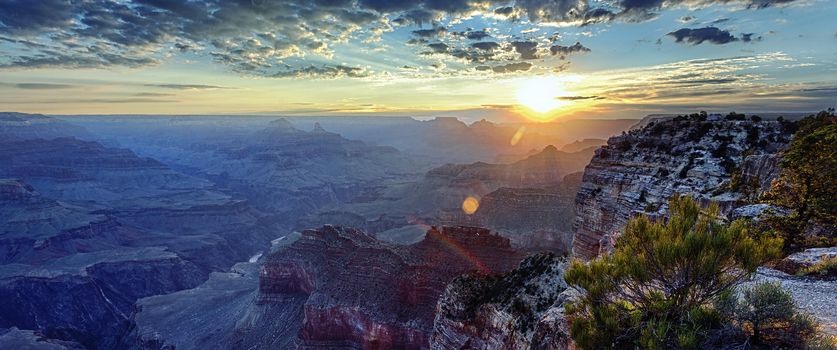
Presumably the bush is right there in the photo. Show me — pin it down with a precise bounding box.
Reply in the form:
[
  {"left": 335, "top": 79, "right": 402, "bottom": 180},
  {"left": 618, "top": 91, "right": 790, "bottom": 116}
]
[
  {"left": 716, "top": 282, "right": 817, "bottom": 347},
  {"left": 564, "top": 195, "right": 782, "bottom": 349}
]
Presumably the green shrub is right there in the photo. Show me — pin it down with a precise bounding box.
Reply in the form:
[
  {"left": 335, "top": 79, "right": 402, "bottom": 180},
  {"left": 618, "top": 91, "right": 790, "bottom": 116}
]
[
  {"left": 763, "top": 110, "right": 836, "bottom": 251},
  {"left": 564, "top": 195, "right": 782, "bottom": 349},
  {"left": 716, "top": 282, "right": 817, "bottom": 347}
]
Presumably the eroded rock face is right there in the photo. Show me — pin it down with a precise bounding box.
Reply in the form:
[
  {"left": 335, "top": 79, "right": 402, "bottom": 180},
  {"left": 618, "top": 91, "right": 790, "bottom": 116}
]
[
  {"left": 572, "top": 115, "right": 794, "bottom": 260},
  {"left": 242, "top": 225, "right": 525, "bottom": 348},
  {"left": 431, "top": 253, "right": 574, "bottom": 350},
  {"left": 474, "top": 173, "right": 583, "bottom": 253}
]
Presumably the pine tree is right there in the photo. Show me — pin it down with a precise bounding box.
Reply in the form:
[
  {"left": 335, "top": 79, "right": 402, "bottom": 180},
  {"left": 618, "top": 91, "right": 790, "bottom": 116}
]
[
  {"left": 763, "top": 109, "right": 836, "bottom": 250},
  {"left": 564, "top": 195, "right": 782, "bottom": 349}
]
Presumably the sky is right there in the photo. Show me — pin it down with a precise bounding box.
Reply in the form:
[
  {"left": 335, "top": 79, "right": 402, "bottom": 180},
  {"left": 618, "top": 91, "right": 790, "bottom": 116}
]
[{"left": 0, "top": 0, "right": 835, "bottom": 121}]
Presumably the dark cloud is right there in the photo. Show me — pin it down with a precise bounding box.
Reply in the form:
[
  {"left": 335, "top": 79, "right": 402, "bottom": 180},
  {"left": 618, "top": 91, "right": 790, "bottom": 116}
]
[
  {"left": 412, "top": 27, "right": 447, "bottom": 38},
  {"left": 471, "top": 41, "right": 502, "bottom": 51},
  {"left": 741, "top": 33, "right": 763, "bottom": 42},
  {"left": 557, "top": 95, "right": 604, "bottom": 100},
  {"left": 0, "top": 50, "right": 158, "bottom": 69},
  {"left": 271, "top": 65, "right": 368, "bottom": 78},
  {"left": 451, "top": 29, "right": 491, "bottom": 40},
  {"left": 491, "top": 62, "right": 533, "bottom": 73},
  {"left": 427, "top": 42, "right": 450, "bottom": 53},
  {"left": 549, "top": 42, "right": 591, "bottom": 58},
  {"left": 14, "top": 83, "right": 74, "bottom": 90},
  {"left": 511, "top": 41, "right": 540, "bottom": 60},
  {"left": 493, "top": 6, "right": 516, "bottom": 16},
  {"left": 667, "top": 27, "right": 742, "bottom": 45}
]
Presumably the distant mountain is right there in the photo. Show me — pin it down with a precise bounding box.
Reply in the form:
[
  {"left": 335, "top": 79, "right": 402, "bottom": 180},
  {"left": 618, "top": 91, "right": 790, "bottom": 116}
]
[
  {"left": 297, "top": 145, "right": 595, "bottom": 252},
  {"left": 0, "top": 112, "right": 91, "bottom": 140}
]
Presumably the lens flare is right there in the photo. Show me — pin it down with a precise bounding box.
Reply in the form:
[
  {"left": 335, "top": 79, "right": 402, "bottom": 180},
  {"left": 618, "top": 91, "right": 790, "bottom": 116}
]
[
  {"left": 462, "top": 196, "right": 480, "bottom": 215},
  {"left": 510, "top": 126, "right": 526, "bottom": 146}
]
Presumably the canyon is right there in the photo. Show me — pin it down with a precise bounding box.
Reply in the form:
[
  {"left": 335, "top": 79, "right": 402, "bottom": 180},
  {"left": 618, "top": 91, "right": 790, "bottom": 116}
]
[{"left": 2, "top": 111, "right": 832, "bottom": 349}]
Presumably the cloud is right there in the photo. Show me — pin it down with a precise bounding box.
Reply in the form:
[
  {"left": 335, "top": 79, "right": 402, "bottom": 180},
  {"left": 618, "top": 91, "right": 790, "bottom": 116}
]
[
  {"left": 459, "top": 29, "right": 492, "bottom": 40},
  {"left": 549, "top": 41, "right": 591, "bottom": 58},
  {"left": 427, "top": 42, "right": 450, "bottom": 53},
  {"left": 14, "top": 83, "right": 74, "bottom": 90},
  {"left": 557, "top": 95, "right": 604, "bottom": 100},
  {"left": 511, "top": 41, "right": 540, "bottom": 60},
  {"left": 741, "top": 33, "right": 763, "bottom": 42},
  {"left": 490, "top": 62, "right": 533, "bottom": 73},
  {"left": 145, "top": 84, "right": 231, "bottom": 90},
  {"left": 134, "top": 92, "right": 175, "bottom": 97},
  {"left": 667, "top": 27, "right": 748, "bottom": 45},
  {"left": 471, "top": 41, "right": 502, "bottom": 51},
  {"left": 412, "top": 27, "right": 447, "bottom": 38},
  {"left": 0, "top": 0, "right": 803, "bottom": 77},
  {"left": 271, "top": 64, "right": 369, "bottom": 78}
]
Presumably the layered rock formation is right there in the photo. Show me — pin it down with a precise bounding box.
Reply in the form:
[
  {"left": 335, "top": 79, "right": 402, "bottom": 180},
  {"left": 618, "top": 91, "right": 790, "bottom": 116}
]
[
  {"left": 573, "top": 114, "right": 795, "bottom": 259},
  {"left": 237, "top": 225, "right": 525, "bottom": 348},
  {"left": 472, "top": 173, "right": 583, "bottom": 253},
  {"left": 431, "top": 253, "right": 576, "bottom": 349},
  {"left": 0, "top": 113, "right": 281, "bottom": 348}
]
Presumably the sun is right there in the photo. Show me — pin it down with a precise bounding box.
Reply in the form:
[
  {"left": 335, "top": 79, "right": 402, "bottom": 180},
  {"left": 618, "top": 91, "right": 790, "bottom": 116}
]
[{"left": 515, "top": 76, "right": 570, "bottom": 118}]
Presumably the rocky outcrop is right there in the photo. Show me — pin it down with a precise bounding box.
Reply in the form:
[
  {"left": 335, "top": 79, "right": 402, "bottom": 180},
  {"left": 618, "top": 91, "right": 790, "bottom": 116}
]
[
  {"left": 239, "top": 225, "right": 525, "bottom": 348},
  {"left": 572, "top": 114, "right": 795, "bottom": 259},
  {"left": 773, "top": 247, "right": 837, "bottom": 277},
  {"left": 431, "top": 253, "right": 575, "bottom": 349}
]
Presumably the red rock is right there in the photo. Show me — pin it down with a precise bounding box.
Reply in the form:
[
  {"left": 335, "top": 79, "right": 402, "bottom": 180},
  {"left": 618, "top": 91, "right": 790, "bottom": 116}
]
[{"left": 256, "top": 225, "right": 525, "bottom": 348}]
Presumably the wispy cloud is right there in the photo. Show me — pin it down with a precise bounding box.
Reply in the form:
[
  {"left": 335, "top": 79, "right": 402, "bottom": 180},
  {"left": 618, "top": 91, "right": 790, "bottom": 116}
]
[
  {"left": 144, "top": 84, "right": 232, "bottom": 90},
  {"left": 14, "top": 83, "right": 74, "bottom": 90}
]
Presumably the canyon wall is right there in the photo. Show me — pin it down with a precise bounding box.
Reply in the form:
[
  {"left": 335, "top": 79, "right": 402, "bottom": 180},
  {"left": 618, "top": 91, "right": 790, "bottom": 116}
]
[
  {"left": 238, "top": 225, "right": 525, "bottom": 348},
  {"left": 572, "top": 114, "right": 794, "bottom": 259}
]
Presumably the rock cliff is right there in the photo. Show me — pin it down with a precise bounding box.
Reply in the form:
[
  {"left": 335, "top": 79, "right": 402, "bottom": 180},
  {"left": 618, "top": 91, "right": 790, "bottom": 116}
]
[
  {"left": 237, "top": 225, "right": 525, "bottom": 348},
  {"left": 431, "top": 253, "right": 575, "bottom": 350},
  {"left": 572, "top": 114, "right": 795, "bottom": 259}
]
